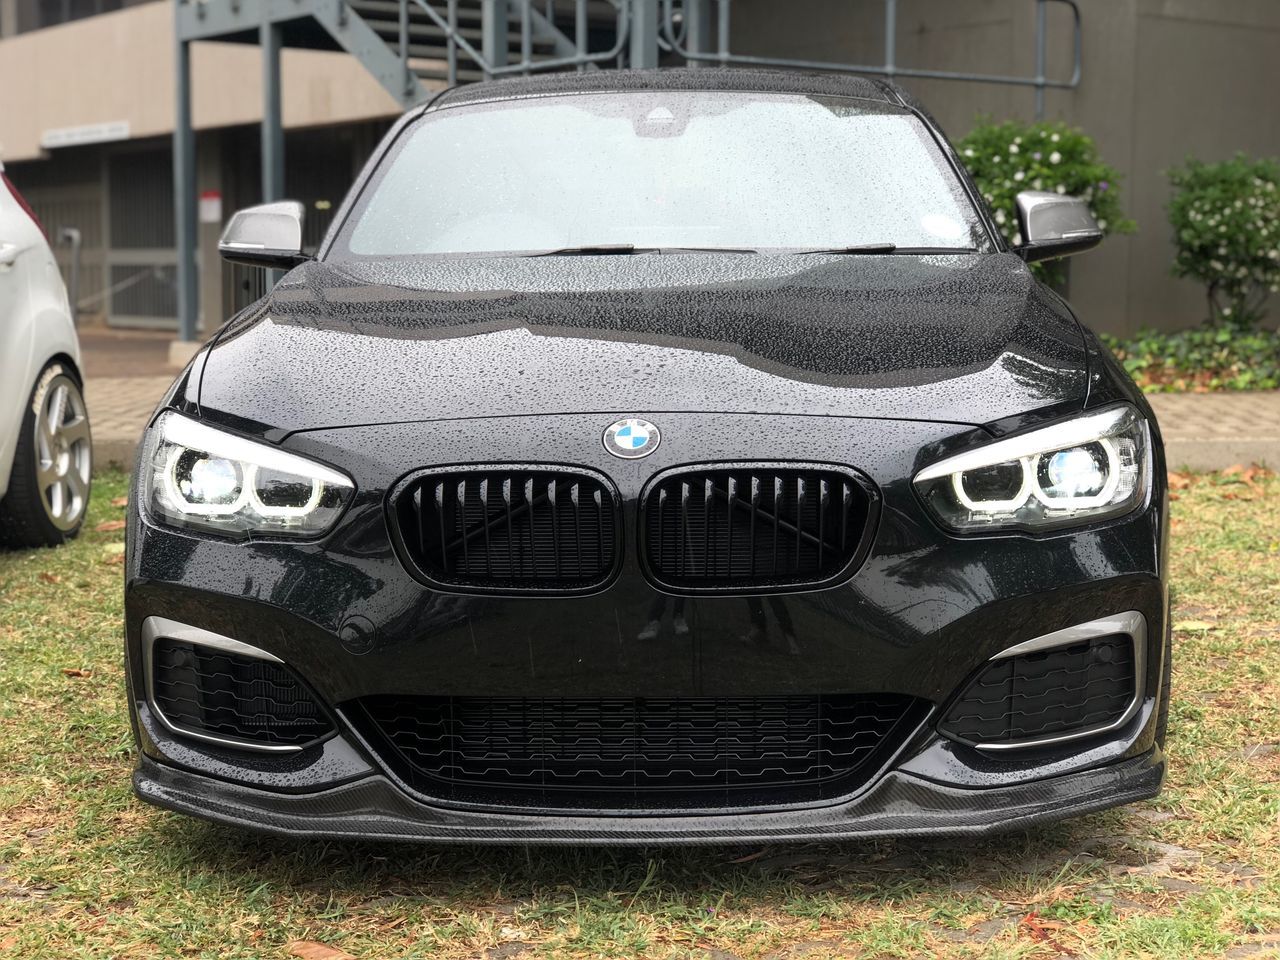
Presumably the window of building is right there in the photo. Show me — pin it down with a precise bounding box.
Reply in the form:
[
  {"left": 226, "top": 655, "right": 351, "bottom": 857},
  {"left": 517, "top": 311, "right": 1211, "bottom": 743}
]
[{"left": 13, "top": 0, "right": 160, "bottom": 34}]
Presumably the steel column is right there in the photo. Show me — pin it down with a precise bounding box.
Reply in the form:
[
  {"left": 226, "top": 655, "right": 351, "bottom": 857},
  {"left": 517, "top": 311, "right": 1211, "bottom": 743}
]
[
  {"left": 447, "top": 0, "right": 459, "bottom": 85},
  {"left": 481, "top": 0, "right": 508, "bottom": 79},
  {"left": 261, "top": 21, "right": 285, "bottom": 203},
  {"left": 1035, "top": 0, "right": 1047, "bottom": 119},
  {"left": 630, "top": 0, "right": 658, "bottom": 68},
  {"left": 174, "top": 36, "right": 198, "bottom": 343},
  {"left": 685, "top": 0, "right": 712, "bottom": 67},
  {"left": 261, "top": 20, "right": 285, "bottom": 288},
  {"left": 717, "top": 0, "right": 729, "bottom": 65},
  {"left": 884, "top": 0, "right": 896, "bottom": 78},
  {"left": 399, "top": 0, "right": 411, "bottom": 97},
  {"left": 575, "top": 0, "right": 587, "bottom": 71}
]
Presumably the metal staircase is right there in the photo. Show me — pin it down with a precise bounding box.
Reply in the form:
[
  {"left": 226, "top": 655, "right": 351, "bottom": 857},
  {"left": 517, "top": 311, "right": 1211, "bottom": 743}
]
[
  {"left": 345, "top": 0, "right": 632, "bottom": 89},
  {"left": 175, "top": 0, "right": 630, "bottom": 109}
]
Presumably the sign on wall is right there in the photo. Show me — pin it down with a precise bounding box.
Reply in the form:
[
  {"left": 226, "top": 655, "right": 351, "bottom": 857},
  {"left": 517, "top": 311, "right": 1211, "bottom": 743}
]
[{"left": 40, "top": 121, "right": 131, "bottom": 150}]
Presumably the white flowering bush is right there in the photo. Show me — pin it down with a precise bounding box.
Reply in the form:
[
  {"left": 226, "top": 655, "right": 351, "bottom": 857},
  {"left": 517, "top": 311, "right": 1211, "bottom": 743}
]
[
  {"left": 1168, "top": 154, "right": 1280, "bottom": 329},
  {"left": 957, "top": 119, "right": 1134, "bottom": 284}
]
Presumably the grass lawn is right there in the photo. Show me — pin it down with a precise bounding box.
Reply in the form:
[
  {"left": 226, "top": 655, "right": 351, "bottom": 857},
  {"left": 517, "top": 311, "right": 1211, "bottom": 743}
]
[{"left": 1, "top": 469, "right": 1278, "bottom": 959}]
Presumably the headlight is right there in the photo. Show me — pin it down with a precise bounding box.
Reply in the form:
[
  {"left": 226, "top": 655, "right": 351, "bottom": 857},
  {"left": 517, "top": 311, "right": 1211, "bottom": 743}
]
[
  {"left": 914, "top": 405, "right": 1150, "bottom": 533},
  {"left": 141, "top": 412, "right": 354, "bottom": 539}
]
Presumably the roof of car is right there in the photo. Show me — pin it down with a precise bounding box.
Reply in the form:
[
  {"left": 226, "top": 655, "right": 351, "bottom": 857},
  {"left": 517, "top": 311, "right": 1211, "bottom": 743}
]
[{"left": 422, "top": 67, "right": 910, "bottom": 114}]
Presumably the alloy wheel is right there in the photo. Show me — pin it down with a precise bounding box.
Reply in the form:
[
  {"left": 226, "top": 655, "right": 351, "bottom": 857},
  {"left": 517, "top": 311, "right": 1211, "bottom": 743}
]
[{"left": 34, "top": 374, "right": 92, "bottom": 531}]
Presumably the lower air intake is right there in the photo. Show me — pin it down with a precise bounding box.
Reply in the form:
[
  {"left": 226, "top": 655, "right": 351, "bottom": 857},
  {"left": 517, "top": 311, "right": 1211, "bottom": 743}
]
[
  {"left": 350, "top": 694, "right": 927, "bottom": 810},
  {"left": 938, "top": 634, "right": 1137, "bottom": 748},
  {"left": 150, "top": 638, "right": 333, "bottom": 749}
]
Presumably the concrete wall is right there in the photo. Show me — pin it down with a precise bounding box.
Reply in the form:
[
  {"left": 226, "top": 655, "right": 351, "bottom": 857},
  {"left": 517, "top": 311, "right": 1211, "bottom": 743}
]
[
  {"left": 0, "top": 1, "right": 401, "bottom": 163},
  {"left": 732, "top": 0, "right": 1280, "bottom": 335}
]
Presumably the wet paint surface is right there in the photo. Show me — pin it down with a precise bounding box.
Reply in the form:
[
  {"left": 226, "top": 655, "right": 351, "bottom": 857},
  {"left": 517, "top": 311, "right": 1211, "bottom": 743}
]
[{"left": 198, "top": 253, "right": 1087, "bottom": 432}]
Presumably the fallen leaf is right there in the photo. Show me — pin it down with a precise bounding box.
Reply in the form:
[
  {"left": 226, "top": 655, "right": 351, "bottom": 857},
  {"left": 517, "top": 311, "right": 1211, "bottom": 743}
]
[
  {"left": 1223, "top": 464, "right": 1244, "bottom": 477},
  {"left": 110, "top": 496, "right": 128, "bottom": 508},
  {"left": 95, "top": 520, "right": 126, "bottom": 532},
  {"left": 1241, "top": 464, "right": 1274, "bottom": 492},
  {"left": 1018, "top": 912, "right": 1073, "bottom": 954},
  {"left": 1174, "top": 620, "right": 1216, "bottom": 632},
  {"left": 1168, "top": 472, "right": 1192, "bottom": 490},
  {"left": 38, "top": 572, "right": 61, "bottom": 584},
  {"left": 286, "top": 942, "right": 356, "bottom": 960},
  {"left": 61, "top": 668, "right": 93, "bottom": 679},
  {"left": 103, "top": 552, "right": 126, "bottom": 566}
]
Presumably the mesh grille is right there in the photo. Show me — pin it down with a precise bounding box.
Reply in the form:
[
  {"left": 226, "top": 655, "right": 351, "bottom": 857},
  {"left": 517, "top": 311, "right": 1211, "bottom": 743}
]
[
  {"left": 351, "top": 694, "right": 926, "bottom": 810},
  {"left": 394, "top": 468, "right": 619, "bottom": 593},
  {"left": 938, "top": 635, "right": 1136, "bottom": 746},
  {"left": 151, "top": 639, "right": 333, "bottom": 748},
  {"left": 641, "top": 466, "right": 873, "bottom": 592}
]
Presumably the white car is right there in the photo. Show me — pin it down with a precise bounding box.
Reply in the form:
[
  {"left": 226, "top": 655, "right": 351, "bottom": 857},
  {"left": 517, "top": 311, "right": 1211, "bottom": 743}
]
[{"left": 0, "top": 162, "right": 92, "bottom": 547}]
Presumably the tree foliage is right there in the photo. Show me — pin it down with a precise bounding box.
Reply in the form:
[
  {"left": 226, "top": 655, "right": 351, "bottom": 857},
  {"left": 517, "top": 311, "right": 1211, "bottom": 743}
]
[{"left": 1168, "top": 153, "right": 1280, "bottom": 329}]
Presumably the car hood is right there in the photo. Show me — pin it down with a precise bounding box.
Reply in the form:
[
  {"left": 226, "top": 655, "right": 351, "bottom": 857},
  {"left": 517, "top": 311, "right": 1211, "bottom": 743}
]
[{"left": 197, "top": 253, "right": 1087, "bottom": 434}]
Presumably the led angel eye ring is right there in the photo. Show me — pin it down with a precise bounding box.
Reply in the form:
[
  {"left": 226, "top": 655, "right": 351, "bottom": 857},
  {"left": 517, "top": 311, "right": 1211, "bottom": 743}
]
[
  {"left": 244, "top": 464, "right": 325, "bottom": 520},
  {"left": 1031, "top": 438, "right": 1122, "bottom": 510},
  {"left": 161, "top": 446, "right": 250, "bottom": 517},
  {"left": 950, "top": 457, "right": 1034, "bottom": 514}
]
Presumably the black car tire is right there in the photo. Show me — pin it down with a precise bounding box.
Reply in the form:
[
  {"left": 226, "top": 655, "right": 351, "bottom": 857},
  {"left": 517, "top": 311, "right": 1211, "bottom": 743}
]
[{"left": 0, "top": 362, "right": 93, "bottom": 549}]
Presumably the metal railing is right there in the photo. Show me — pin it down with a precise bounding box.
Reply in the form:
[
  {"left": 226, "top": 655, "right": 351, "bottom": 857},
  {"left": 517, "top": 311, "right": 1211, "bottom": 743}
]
[
  {"left": 659, "top": 0, "right": 1082, "bottom": 120},
  {"left": 399, "top": 0, "right": 632, "bottom": 89}
]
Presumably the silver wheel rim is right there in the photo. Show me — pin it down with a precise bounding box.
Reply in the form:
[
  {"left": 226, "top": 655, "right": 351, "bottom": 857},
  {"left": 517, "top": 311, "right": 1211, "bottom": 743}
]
[{"left": 34, "top": 374, "right": 92, "bottom": 531}]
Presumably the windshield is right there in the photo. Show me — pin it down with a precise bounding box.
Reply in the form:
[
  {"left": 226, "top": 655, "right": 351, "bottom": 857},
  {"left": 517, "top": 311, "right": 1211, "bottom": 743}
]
[{"left": 334, "top": 91, "right": 989, "bottom": 258}]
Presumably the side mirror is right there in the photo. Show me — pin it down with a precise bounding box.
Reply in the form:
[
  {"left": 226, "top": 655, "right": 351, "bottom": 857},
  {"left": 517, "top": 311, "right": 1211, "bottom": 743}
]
[
  {"left": 218, "top": 201, "right": 310, "bottom": 270},
  {"left": 1013, "top": 191, "right": 1104, "bottom": 263}
]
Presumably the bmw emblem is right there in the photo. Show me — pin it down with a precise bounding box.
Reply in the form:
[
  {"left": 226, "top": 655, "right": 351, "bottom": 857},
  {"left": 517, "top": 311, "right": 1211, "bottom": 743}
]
[{"left": 603, "top": 418, "right": 660, "bottom": 459}]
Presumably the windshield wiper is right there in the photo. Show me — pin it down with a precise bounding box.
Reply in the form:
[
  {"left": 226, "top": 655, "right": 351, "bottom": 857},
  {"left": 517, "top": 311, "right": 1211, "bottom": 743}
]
[
  {"left": 655, "top": 246, "right": 759, "bottom": 255},
  {"left": 526, "top": 244, "right": 759, "bottom": 257},
  {"left": 794, "top": 243, "right": 898, "bottom": 255},
  {"left": 527, "top": 244, "right": 648, "bottom": 257},
  {"left": 794, "top": 244, "right": 980, "bottom": 255}
]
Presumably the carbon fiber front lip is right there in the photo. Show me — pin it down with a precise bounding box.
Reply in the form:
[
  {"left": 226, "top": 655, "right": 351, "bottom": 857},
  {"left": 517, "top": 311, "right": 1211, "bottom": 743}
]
[{"left": 134, "top": 749, "right": 1164, "bottom": 845}]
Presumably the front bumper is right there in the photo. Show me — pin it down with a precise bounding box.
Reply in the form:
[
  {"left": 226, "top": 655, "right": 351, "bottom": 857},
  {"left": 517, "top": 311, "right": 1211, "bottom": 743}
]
[
  {"left": 134, "top": 748, "right": 1164, "bottom": 844},
  {"left": 125, "top": 410, "right": 1170, "bottom": 841}
]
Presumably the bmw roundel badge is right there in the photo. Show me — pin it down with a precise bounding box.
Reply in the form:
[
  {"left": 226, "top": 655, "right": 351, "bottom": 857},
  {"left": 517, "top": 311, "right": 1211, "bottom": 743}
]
[{"left": 603, "top": 418, "right": 660, "bottom": 459}]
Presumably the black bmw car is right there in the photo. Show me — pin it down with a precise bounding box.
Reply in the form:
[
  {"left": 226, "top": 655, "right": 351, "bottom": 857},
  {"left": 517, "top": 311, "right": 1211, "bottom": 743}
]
[{"left": 126, "top": 69, "right": 1169, "bottom": 843}]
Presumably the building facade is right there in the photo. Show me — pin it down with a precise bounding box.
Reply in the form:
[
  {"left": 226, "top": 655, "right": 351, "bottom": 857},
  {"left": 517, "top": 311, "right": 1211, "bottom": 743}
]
[{"left": 2, "top": 0, "right": 1278, "bottom": 338}]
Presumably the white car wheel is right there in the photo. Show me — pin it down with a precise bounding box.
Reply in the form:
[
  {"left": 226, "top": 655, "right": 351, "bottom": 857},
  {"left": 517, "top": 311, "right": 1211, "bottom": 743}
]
[{"left": 0, "top": 363, "right": 93, "bottom": 547}]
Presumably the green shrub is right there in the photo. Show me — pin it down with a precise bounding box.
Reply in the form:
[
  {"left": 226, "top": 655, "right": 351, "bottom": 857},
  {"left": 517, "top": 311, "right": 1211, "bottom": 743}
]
[
  {"left": 1168, "top": 153, "right": 1280, "bottom": 329},
  {"left": 1102, "top": 327, "right": 1280, "bottom": 392},
  {"left": 957, "top": 119, "right": 1134, "bottom": 284}
]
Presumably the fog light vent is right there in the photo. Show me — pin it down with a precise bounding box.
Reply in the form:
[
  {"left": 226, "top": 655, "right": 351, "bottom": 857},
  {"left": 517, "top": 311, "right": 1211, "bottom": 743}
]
[
  {"left": 150, "top": 638, "right": 333, "bottom": 749},
  {"left": 938, "top": 634, "right": 1137, "bottom": 748}
]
